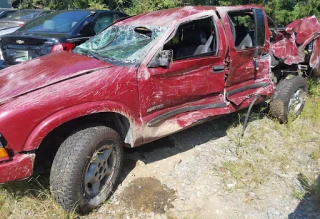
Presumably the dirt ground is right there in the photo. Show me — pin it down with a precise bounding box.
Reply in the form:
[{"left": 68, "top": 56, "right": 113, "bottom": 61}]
[{"left": 85, "top": 111, "right": 320, "bottom": 219}]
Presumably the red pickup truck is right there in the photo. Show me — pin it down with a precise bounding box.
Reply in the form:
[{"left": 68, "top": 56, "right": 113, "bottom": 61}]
[{"left": 0, "top": 5, "right": 319, "bottom": 213}]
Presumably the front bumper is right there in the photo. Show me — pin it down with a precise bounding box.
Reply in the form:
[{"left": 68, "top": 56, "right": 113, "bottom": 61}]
[{"left": 0, "top": 153, "right": 35, "bottom": 184}]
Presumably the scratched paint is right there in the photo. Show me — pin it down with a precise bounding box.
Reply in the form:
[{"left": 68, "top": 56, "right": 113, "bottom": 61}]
[
  {"left": 0, "top": 51, "right": 140, "bottom": 153},
  {"left": 310, "top": 38, "right": 320, "bottom": 74},
  {"left": 0, "top": 154, "right": 35, "bottom": 183}
]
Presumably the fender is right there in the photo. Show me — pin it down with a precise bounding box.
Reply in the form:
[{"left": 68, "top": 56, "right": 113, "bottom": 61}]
[{"left": 23, "top": 101, "right": 141, "bottom": 151}]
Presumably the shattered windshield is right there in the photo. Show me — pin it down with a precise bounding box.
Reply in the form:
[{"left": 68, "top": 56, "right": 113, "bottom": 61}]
[{"left": 73, "top": 25, "right": 167, "bottom": 64}]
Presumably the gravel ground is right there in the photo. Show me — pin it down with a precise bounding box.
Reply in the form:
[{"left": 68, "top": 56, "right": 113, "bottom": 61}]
[{"left": 85, "top": 113, "right": 320, "bottom": 219}]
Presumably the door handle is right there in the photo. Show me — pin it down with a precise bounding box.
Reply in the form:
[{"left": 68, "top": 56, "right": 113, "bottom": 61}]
[{"left": 212, "top": 65, "right": 224, "bottom": 73}]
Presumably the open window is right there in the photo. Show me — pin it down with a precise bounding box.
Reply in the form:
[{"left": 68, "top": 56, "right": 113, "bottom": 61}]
[
  {"left": 228, "top": 9, "right": 266, "bottom": 50},
  {"left": 163, "top": 16, "right": 218, "bottom": 60},
  {"left": 228, "top": 10, "right": 255, "bottom": 50}
]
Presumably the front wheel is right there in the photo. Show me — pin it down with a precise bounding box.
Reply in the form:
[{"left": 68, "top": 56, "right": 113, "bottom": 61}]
[
  {"left": 269, "top": 76, "right": 308, "bottom": 123},
  {"left": 50, "top": 126, "right": 123, "bottom": 214}
]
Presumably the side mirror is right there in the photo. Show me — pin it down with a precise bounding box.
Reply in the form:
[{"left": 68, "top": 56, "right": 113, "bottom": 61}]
[
  {"left": 148, "top": 50, "right": 172, "bottom": 68},
  {"left": 158, "top": 50, "right": 172, "bottom": 67}
]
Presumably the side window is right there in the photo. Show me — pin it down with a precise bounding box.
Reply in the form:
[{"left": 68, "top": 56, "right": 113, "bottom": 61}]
[
  {"left": 227, "top": 11, "right": 255, "bottom": 50},
  {"left": 93, "top": 15, "right": 115, "bottom": 34},
  {"left": 163, "top": 17, "right": 218, "bottom": 60}
]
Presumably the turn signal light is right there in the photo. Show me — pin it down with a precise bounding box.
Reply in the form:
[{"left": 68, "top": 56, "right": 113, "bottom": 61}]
[
  {"left": 0, "top": 148, "right": 8, "bottom": 160},
  {"left": 51, "top": 42, "right": 75, "bottom": 53}
]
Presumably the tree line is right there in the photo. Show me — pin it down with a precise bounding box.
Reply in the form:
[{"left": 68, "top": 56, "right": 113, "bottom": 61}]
[{"left": 10, "top": 0, "right": 320, "bottom": 25}]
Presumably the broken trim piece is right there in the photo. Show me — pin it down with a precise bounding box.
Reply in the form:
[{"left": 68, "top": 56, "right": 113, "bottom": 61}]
[
  {"left": 227, "top": 82, "right": 270, "bottom": 97},
  {"left": 147, "top": 102, "right": 227, "bottom": 127}
]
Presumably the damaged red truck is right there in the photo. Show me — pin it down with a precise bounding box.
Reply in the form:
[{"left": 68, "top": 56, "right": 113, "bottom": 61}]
[{"left": 0, "top": 5, "right": 319, "bottom": 213}]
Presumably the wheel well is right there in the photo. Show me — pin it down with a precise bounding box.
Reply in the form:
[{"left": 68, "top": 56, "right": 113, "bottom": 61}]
[{"left": 33, "top": 112, "right": 130, "bottom": 173}]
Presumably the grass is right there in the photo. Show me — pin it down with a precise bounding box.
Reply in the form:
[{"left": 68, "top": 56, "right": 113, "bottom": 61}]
[
  {"left": 0, "top": 175, "right": 78, "bottom": 219},
  {"left": 220, "top": 79, "right": 320, "bottom": 203}
]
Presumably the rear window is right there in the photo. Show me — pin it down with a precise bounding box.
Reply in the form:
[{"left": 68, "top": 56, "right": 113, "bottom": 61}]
[
  {"left": 7, "top": 10, "right": 40, "bottom": 20},
  {"left": 18, "top": 11, "right": 92, "bottom": 33}
]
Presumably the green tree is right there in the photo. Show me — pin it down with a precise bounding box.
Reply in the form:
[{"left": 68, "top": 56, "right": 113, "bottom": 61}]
[
  {"left": 16, "top": 0, "right": 320, "bottom": 24},
  {"left": 115, "top": 0, "right": 181, "bottom": 15}
]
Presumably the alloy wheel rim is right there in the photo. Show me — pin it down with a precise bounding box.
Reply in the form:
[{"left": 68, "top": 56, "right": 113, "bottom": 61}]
[
  {"left": 288, "top": 88, "right": 305, "bottom": 114},
  {"left": 84, "top": 145, "right": 115, "bottom": 197}
]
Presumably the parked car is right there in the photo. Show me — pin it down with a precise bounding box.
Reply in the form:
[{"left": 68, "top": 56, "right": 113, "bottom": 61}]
[
  {"left": 0, "top": 9, "right": 51, "bottom": 29},
  {"left": 0, "top": 5, "right": 318, "bottom": 214},
  {"left": 0, "top": 9, "right": 128, "bottom": 67},
  {"left": 0, "top": 9, "right": 52, "bottom": 37},
  {"left": 0, "top": 8, "right": 17, "bottom": 19}
]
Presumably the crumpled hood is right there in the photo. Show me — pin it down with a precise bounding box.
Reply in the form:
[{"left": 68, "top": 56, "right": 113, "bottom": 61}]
[
  {"left": 271, "top": 16, "right": 320, "bottom": 67},
  {"left": 0, "top": 51, "right": 112, "bottom": 105}
]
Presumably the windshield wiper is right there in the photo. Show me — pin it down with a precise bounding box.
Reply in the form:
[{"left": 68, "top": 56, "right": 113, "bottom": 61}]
[{"left": 87, "top": 50, "right": 105, "bottom": 61}]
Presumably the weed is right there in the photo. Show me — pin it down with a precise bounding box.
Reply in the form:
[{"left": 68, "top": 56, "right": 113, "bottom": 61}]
[
  {"left": 308, "top": 78, "right": 320, "bottom": 96},
  {"left": 291, "top": 186, "right": 306, "bottom": 201},
  {"left": 0, "top": 176, "right": 78, "bottom": 218},
  {"left": 295, "top": 173, "right": 320, "bottom": 204},
  {"left": 310, "top": 147, "right": 320, "bottom": 161},
  {"left": 222, "top": 158, "right": 270, "bottom": 190}
]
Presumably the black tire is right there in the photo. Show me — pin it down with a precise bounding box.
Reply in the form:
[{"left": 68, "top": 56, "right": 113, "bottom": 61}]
[
  {"left": 269, "top": 76, "right": 308, "bottom": 123},
  {"left": 50, "top": 126, "right": 123, "bottom": 214}
]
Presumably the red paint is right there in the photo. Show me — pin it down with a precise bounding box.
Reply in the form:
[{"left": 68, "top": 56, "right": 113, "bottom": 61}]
[
  {"left": 0, "top": 154, "right": 35, "bottom": 184},
  {"left": 310, "top": 38, "right": 320, "bottom": 73},
  {"left": 51, "top": 42, "right": 75, "bottom": 53},
  {"left": 271, "top": 16, "right": 320, "bottom": 66},
  {"left": 0, "top": 5, "right": 318, "bottom": 184}
]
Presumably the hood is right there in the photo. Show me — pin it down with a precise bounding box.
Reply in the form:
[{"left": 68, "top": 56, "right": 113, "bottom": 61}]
[{"left": 0, "top": 51, "right": 112, "bottom": 105}]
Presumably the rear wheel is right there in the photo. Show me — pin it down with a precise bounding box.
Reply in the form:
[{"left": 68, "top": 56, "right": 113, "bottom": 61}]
[
  {"left": 50, "top": 126, "right": 123, "bottom": 214},
  {"left": 269, "top": 76, "right": 308, "bottom": 123}
]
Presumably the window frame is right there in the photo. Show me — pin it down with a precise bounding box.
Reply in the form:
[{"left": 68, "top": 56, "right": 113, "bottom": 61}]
[
  {"left": 227, "top": 9, "right": 255, "bottom": 50},
  {"left": 163, "top": 15, "right": 219, "bottom": 61}
]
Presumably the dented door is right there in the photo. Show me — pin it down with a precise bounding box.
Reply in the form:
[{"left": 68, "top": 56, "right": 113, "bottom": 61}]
[
  {"left": 217, "top": 7, "right": 272, "bottom": 105},
  {"left": 137, "top": 14, "right": 227, "bottom": 120}
]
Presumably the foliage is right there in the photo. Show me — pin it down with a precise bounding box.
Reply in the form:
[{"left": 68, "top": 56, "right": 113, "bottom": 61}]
[
  {"left": 16, "top": 0, "right": 319, "bottom": 26},
  {"left": 117, "top": 0, "right": 181, "bottom": 15}
]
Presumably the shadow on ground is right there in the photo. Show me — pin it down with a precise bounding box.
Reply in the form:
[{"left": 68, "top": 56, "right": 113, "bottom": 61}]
[
  {"left": 288, "top": 175, "right": 320, "bottom": 219},
  {"left": 120, "top": 113, "right": 238, "bottom": 180},
  {"left": 121, "top": 105, "right": 266, "bottom": 176}
]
